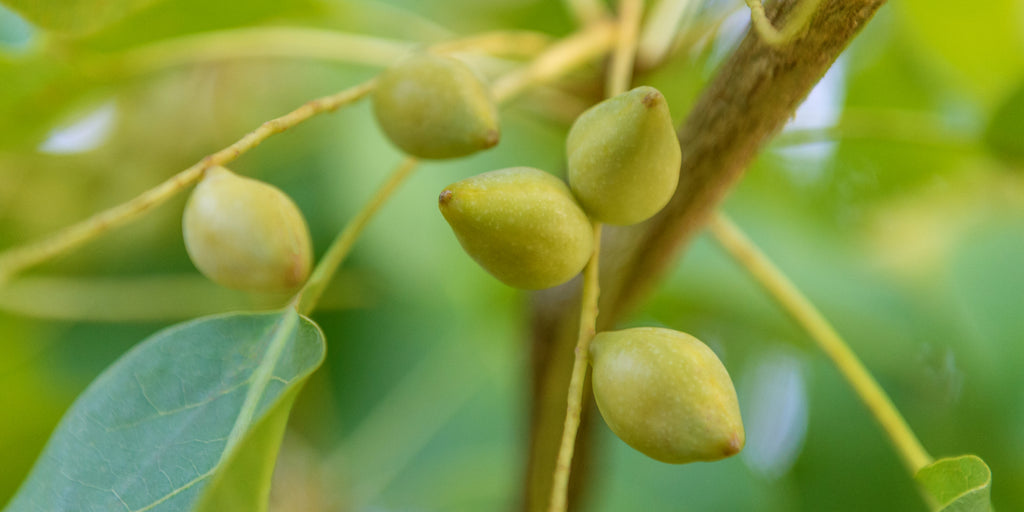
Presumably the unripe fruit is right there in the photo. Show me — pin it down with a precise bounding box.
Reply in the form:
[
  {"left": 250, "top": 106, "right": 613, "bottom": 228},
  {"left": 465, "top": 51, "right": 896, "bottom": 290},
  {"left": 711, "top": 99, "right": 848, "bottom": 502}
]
[
  {"left": 567, "top": 86, "right": 681, "bottom": 225},
  {"left": 590, "top": 327, "right": 744, "bottom": 464},
  {"left": 183, "top": 166, "right": 313, "bottom": 292},
  {"left": 438, "top": 167, "right": 593, "bottom": 290},
  {"left": 373, "top": 53, "right": 500, "bottom": 159}
]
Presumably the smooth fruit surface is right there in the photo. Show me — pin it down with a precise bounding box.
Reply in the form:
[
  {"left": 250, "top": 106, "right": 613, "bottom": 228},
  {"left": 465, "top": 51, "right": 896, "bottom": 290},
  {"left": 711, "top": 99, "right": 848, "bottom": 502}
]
[
  {"left": 438, "top": 167, "right": 593, "bottom": 290},
  {"left": 567, "top": 86, "right": 681, "bottom": 225},
  {"left": 373, "top": 53, "right": 499, "bottom": 159},
  {"left": 590, "top": 327, "right": 745, "bottom": 464},
  {"left": 183, "top": 166, "right": 313, "bottom": 292}
]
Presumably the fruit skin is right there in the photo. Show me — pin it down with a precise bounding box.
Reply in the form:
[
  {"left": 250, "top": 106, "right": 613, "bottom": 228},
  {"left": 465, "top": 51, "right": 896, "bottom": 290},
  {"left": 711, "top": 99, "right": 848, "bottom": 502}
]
[
  {"left": 373, "top": 53, "right": 500, "bottom": 159},
  {"left": 183, "top": 166, "right": 313, "bottom": 292},
  {"left": 438, "top": 167, "right": 594, "bottom": 290},
  {"left": 589, "top": 327, "right": 745, "bottom": 464},
  {"left": 567, "top": 86, "right": 681, "bottom": 225}
]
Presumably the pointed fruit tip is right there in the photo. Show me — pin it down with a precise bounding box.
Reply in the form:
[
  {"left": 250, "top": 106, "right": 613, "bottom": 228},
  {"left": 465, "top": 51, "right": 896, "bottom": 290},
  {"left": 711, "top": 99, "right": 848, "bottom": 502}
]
[{"left": 438, "top": 189, "right": 454, "bottom": 206}]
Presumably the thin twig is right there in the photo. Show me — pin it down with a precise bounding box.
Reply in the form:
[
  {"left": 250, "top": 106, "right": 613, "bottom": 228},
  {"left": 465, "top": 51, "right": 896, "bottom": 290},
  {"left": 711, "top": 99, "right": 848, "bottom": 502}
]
[
  {"left": 0, "top": 80, "right": 375, "bottom": 285},
  {"left": 547, "top": 3, "right": 646, "bottom": 509},
  {"left": 294, "top": 156, "right": 419, "bottom": 315},
  {"left": 707, "top": 212, "right": 933, "bottom": 476},
  {"left": 547, "top": 223, "right": 602, "bottom": 512},
  {"left": 491, "top": 20, "right": 617, "bottom": 102}
]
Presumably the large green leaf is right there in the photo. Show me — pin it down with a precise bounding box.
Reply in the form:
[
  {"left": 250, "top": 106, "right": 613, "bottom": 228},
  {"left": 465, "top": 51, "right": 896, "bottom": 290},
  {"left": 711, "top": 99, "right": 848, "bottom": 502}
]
[
  {"left": 915, "top": 455, "right": 992, "bottom": 512},
  {"left": 0, "top": 0, "right": 170, "bottom": 35},
  {"left": 2, "top": 308, "right": 325, "bottom": 512}
]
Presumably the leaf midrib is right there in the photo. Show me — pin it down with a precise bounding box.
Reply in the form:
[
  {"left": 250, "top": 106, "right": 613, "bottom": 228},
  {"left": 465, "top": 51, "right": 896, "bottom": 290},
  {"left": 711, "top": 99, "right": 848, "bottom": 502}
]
[{"left": 124, "top": 308, "right": 301, "bottom": 512}]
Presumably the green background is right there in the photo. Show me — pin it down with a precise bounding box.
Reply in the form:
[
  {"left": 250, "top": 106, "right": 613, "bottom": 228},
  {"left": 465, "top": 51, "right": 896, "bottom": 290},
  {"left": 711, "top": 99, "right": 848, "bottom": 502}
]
[{"left": 1, "top": 0, "right": 1022, "bottom": 510}]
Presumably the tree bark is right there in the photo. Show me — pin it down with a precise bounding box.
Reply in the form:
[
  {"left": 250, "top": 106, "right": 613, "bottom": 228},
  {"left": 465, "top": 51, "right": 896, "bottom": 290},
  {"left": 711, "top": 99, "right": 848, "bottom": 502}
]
[{"left": 521, "top": 0, "right": 889, "bottom": 510}]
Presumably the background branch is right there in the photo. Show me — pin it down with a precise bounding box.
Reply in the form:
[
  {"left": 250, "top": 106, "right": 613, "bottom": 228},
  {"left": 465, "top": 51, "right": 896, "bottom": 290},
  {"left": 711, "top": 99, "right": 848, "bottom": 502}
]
[{"left": 521, "top": 0, "right": 888, "bottom": 509}]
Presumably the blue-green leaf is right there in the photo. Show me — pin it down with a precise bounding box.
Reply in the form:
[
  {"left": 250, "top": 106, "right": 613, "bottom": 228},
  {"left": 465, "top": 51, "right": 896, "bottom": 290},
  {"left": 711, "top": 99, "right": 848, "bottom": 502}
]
[
  {"left": 915, "top": 455, "right": 992, "bottom": 512},
  {"left": 3, "top": 308, "right": 325, "bottom": 512}
]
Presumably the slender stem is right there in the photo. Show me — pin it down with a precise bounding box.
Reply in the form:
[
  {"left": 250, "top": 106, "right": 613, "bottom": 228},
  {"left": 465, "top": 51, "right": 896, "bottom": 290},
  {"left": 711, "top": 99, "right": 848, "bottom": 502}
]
[
  {"left": 430, "top": 30, "right": 553, "bottom": 59},
  {"left": 294, "top": 156, "right": 419, "bottom": 316},
  {"left": 606, "top": 0, "right": 645, "bottom": 96},
  {"left": 547, "top": 222, "right": 602, "bottom": 512},
  {"left": 546, "top": 7, "right": 645, "bottom": 509},
  {"left": 491, "top": 20, "right": 617, "bottom": 103},
  {"left": 707, "top": 212, "right": 934, "bottom": 476},
  {"left": 221, "top": 300, "right": 301, "bottom": 461},
  {"left": 563, "top": 0, "right": 612, "bottom": 27},
  {"left": 744, "top": 0, "right": 824, "bottom": 46},
  {"left": 0, "top": 80, "right": 376, "bottom": 285}
]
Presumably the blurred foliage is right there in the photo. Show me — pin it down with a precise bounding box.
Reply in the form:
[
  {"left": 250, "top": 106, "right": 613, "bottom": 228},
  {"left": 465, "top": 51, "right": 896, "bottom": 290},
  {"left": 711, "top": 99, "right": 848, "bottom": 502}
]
[{"left": 1, "top": 0, "right": 1022, "bottom": 511}]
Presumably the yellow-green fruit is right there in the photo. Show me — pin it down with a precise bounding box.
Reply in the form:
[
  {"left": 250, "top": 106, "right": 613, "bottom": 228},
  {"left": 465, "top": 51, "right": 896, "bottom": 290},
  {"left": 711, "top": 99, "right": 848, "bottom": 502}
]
[
  {"left": 183, "top": 166, "right": 313, "bottom": 292},
  {"left": 373, "top": 53, "right": 500, "bottom": 159},
  {"left": 567, "top": 86, "right": 681, "bottom": 225},
  {"left": 590, "top": 327, "right": 745, "bottom": 464},
  {"left": 438, "top": 167, "right": 593, "bottom": 290}
]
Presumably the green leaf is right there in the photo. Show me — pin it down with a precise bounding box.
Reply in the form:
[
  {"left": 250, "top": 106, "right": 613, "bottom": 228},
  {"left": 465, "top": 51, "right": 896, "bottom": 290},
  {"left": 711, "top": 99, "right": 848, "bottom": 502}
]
[
  {"left": 0, "top": 0, "right": 170, "bottom": 35},
  {"left": 915, "top": 455, "right": 992, "bottom": 512},
  {"left": 2, "top": 308, "right": 325, "bottom": 512}
]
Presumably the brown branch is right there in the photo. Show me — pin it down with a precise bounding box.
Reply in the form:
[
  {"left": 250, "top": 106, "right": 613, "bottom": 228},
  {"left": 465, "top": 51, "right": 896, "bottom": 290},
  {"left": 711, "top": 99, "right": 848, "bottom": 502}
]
[{"left": 520, "top": 0, "right": 888, "bottom": 510}]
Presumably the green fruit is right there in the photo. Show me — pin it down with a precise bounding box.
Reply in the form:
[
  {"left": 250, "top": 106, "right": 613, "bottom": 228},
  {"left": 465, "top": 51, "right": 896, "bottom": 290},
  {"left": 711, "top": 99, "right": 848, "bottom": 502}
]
[
  {"left": 438, "top": 167, "right": 593, "bottom": 290},
  {"left": 183, "top": 166, "right": 313, "bottom": 292},
  {"left": 567, "top": 86, "right": 681, "bottom": 225},
  {"left": 590, "top": 327, "right": 745, "bottom": 464},
  {"left": 373, "top": 53, "right": 500, "bottom": 159}
]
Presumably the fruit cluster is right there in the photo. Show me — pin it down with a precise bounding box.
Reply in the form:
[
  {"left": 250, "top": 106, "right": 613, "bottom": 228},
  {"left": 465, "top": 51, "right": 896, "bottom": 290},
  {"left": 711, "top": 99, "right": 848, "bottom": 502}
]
[{"left": 179, "top": 52, "right": 743, "bottom": 464}]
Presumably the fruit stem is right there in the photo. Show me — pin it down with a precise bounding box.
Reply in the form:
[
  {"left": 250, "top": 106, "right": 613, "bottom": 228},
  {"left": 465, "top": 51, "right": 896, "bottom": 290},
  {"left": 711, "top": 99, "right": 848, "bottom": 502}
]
[
  {"left": 548, "top": 221, "right": 602, "bottom": 512},
  {"left": 294, "top": 156, "right": 419, "bottom": 316},
  {"left": 744, "top": 0, "right": 824, "bottom": 47},
  {"left": 708, "top": 212, "right": 934, "bottom": 478},
  {"left": 491, "top": 20, "right": 617, "bottom": 102},
  {"left": 547, "top": 7, "right": 646, "bottom": 509},
  {"left": 0, "top": 79, "right": 376, "bottom": 285}
]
